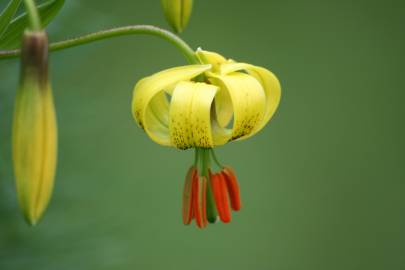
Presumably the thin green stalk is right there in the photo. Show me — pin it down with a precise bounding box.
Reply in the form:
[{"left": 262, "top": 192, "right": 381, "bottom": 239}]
[
  {"left": 0, "top": 25, "right": 199, "bottom": 64},
  {"left": 194, "top": 148, "right": 199, "bottom": 167},
  {"left": 201, "top": 148, "right": 217, "bottom": 223},
  {"left": 210, "top": 149, "right": 223, "bottom": 168},
  {"left": 201, "top": 149, "right": 208, "bottom": 177},
  {"left": 23, "top": 0, "right": 41, "bottom": 31}
]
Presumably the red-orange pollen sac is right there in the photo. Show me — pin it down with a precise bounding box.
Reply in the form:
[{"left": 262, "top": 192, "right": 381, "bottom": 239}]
[{"left": 182, "top": 149, "right": 242, "bottom": 229}]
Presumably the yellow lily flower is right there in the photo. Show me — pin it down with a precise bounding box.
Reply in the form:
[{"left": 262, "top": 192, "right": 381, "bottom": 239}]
[
  {"left": 132, "top": 48, "right": 280, "bottom": 149},
  {"left": 131, "top": 49, "right": 281, "bottom": 228}
]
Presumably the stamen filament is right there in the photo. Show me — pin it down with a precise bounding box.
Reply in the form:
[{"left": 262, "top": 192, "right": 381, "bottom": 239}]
[
  {"left": 194, "top": 148, "right": 199, "bottom": 167},
  {"left": 198, "top": 148, "right": 217, "bottom": 223},
  {"left": 210, "top": 149, "right": 223, "bottom": 168}
]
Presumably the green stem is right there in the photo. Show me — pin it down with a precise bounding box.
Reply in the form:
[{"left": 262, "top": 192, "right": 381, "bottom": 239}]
[
  {"left": 23, "top": 0, "right": 41, "bottom": 31},
  {"left": 0, "top": 25, "right": 199, "bottom": 64}
]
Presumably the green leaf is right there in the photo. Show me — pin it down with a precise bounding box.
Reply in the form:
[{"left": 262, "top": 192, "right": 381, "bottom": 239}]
[
  {"left": 0, "top": 0, "right": 65, "bottom": 49},
  {"left": 0, "top": 0, "right": 22, "bottom": 38}
]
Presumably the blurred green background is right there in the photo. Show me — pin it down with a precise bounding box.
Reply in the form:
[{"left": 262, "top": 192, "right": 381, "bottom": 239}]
[{"left": 1, "top": 0, "right": 404, "bottom": 269}]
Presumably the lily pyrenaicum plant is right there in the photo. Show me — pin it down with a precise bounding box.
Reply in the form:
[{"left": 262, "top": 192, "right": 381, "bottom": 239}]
[
  {"left": 132, "top": 49, "right": 281, "bottom": 228},
  {"left": 0, "top": 0, "right": 282, "bottom": 228},
  {"left": 12, "top": 31, "right": 57, "bottom": 225}
]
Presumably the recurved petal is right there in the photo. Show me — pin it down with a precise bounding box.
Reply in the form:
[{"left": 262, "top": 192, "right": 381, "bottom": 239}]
[
  {"left": 169, "top": 81, "right": 218, "bottom": 149},
  {"left": 196, "top": 48, "right": 227, "bottom": 72},
  {"left": 209, "top": 72, "right": 266, "bottom": 142},
  {"left": 132, "top": 64, "right": 211, "bottom": 146},
  {"left": 219, "top": 62, "right": 281, "bottom": 138},
  {"left": 246, "top": 66, "right": 281, "bottom": 133}
]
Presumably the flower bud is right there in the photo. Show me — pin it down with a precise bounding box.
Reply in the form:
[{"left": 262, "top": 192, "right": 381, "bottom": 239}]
[
  {"left": 13, "top": 31, "right": 57, "bottom": 225},
  {"left": 161, "top": 0, "right": 193, "bottom": 33}
]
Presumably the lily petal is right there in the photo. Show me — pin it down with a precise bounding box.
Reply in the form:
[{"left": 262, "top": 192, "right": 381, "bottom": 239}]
[
  {"left": 220, "top": 62, "right": 281, "bottom": 138},
  {"left": 210, "top": 72, "right": 266, "bottom": 142},
  {"left": 132, "top": 64, "right": 211, "bottom": 146},
  {"left": 196, "top": 48, "right": 227, "bottom": 72},
  {"left": 246, "top": 66, "right": 281, "bottom": 134},
  {"left": 169, "top": 81, "right": 218, "bottom": 149}
]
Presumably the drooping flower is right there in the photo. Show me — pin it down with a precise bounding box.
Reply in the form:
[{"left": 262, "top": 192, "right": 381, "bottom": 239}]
[
  {"left": 12, "top": 31, "right": 57, "bottom": 225},
  {"left": 132, "top": 49, "right": 281, "bottom": 228}
]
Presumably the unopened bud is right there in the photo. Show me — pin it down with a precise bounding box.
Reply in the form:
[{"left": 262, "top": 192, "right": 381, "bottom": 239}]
[
  {"left": 13, "top": 31, "right": 57, "bottom": 225},
  {"left": 161, "top": 0, "right": 193, "bottom": 33}
]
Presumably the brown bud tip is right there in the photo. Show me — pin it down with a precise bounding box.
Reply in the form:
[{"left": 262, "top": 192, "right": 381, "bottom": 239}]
[{"left": 20, "top": 31, "right": 49, "bottom": 87}]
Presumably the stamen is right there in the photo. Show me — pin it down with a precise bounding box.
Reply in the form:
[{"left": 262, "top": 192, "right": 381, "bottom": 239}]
[
  {"left": 210, "top": 149, "right": 223, "bottom": 168},
  {"left": 206, "top": 170, "right": 218, "bottom": 223},
  {"left": 192, "top": 173, "right": 208, "bottom": 229},
  {"left": 218, "top": 173, "right": 231, "bottom": 223},
  {"left": 182, "top": 166, "right": 196, "bottom": 225},
  {"left": 210, "top": 172, "right": 231, "bottom": 223},
  {"left": 199, "top": 148, "right": 218, "bottom": 224},
  {"left": 222, "top": 166, "right": 242, "bottom": 211},
  {"left": 201, "top": 177, "right": 208, "bottom": 227}
]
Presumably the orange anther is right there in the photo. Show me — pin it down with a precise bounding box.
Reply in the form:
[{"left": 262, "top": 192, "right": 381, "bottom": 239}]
[
  {"left": 192, "top": 174, "right": 207, "bottom": 229},
  {"left": 222, "top": 166, "right": 242, "bottom": 211},
  {"left": 210, "top": 173, "right": 231, "bottom": 223}
]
